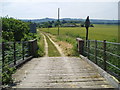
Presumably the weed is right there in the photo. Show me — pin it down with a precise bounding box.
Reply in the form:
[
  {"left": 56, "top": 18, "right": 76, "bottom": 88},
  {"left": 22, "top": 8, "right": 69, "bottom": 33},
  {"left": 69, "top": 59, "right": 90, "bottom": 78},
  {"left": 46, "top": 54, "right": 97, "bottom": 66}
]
[{"left": 2, "top": 65, "right": 16, "bottom": 85}]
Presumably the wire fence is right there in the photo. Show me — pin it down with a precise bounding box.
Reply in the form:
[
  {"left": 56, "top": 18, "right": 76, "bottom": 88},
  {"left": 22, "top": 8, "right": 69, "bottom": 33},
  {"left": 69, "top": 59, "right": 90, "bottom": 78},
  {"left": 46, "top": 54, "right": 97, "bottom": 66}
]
[{"left": 84, "top": 40, "right": 120, "bottom": 81}]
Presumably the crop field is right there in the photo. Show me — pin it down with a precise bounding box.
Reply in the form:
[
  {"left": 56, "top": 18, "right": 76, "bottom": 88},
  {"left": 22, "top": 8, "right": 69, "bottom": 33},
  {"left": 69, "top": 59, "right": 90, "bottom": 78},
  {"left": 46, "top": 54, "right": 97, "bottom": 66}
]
[{"left": 39, "top": 24, "right": 118, "bottom": 42}]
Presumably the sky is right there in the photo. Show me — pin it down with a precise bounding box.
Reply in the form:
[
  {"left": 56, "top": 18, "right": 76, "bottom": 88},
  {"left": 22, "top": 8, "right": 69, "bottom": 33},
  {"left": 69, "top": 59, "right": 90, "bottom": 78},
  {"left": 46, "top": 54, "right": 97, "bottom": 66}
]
[{"left": 1, "top": 0, "right": 119, "bottom": 20}]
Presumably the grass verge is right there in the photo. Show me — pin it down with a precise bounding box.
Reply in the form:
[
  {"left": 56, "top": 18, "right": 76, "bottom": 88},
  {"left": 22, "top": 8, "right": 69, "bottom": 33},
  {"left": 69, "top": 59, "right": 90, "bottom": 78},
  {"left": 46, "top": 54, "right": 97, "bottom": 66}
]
[
  {"left": 56, "top": 35, "right": 79, "bottom": 56},
  {"left": 36, "top": 31, "right": 45, "bottom": 57}
]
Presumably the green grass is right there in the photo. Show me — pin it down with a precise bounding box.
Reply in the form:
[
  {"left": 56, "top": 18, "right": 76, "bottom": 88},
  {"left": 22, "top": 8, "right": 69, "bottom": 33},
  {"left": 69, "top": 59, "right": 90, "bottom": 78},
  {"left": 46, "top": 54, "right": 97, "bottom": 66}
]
[
  {"left": 37, "top": 30, "right": 45, "bottom": 57},
  {"left": 39, "top": 24, "right": 118, "bottom": 42},
  {"left": 56, "top": 35, "right": 79, "bottom": 56},
  {"left": 45, "top": 34, "right": 61, "bottom": 57}
]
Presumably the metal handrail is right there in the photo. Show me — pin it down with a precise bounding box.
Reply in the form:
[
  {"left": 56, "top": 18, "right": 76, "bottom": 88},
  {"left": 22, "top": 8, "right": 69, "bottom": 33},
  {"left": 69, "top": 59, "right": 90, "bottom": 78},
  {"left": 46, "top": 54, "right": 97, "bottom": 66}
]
[
  {"left": 106, "top": 61, "right": 120, "bottom": 71},
  {"left": 82, "top": 39, "right": 120, "bottom": 80},
  {"left": 106, "top": 41, "right": 120, "bottom": 45},
  {"left": 1, "top": 40, "right": 37, "bottom": 67},
  {"left": 106, "top": 51, "right": 120, "bottom": 58}
]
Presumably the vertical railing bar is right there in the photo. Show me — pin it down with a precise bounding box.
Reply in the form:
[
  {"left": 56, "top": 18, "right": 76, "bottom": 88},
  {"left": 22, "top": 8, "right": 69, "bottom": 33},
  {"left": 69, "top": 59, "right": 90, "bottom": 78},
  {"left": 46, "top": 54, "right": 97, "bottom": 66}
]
[
  {"left": 13, "top": 42, "right": 16, "bottom": 65},
  {"left": 22, "top": 41, "right": 24, "bottom": 60},
  {"left": 2, "top": 42, "right": 5, "bottom": 67},
  {"left": 103, "top": 40, "right": 107, "bottom": 71},
  {"left": 84, "top": 40, "right": 86, "bottom": 56},
  {"left": 28, "top": 41, "right": 30, "bottom": 56},
  {"left": 2, "top": 42, "right": 5, "bottom": 85},
  {"left": 87, "top": 40, "right": 88, "bottom": 58},
  {"left": 28, "top": 41, "right": 30, "bottom": 57},
  {"left": 88, "top": 40, "right": 90, "bottom": 59},
  {"left": 95, "top": 40, "right": 97, "bottom": 64}
]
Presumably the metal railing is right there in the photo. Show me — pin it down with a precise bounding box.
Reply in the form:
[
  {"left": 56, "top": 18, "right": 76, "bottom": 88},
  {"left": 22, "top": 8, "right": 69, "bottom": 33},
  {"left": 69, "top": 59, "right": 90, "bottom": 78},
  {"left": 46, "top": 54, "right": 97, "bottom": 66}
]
[
  {"left": 84, "top": 40, "right": 120, "bottom": 80},
  {"left": 1, "top": 39, "right": 37, "bottom": 67}
]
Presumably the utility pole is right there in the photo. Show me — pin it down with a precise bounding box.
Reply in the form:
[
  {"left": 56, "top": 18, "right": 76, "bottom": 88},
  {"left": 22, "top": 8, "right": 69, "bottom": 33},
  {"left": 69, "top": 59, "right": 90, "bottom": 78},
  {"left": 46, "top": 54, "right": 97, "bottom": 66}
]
[{"left": 58, "top": 8, "right": 60, "bottom": 35}]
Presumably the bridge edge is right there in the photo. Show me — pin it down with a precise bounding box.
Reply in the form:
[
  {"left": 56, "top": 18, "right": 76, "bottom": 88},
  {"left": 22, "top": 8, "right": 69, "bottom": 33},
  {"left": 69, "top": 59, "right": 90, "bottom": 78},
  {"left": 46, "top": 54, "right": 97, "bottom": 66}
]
[{"left": 80, "top": 55, "right": 120, "bottom": 89}]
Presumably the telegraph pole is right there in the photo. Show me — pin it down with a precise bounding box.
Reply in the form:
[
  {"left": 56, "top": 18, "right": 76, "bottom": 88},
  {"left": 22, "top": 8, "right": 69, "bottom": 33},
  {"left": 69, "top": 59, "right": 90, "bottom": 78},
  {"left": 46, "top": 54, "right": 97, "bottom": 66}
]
[{"left": 58, "top": 8, "right": 60, "bottom": 35}]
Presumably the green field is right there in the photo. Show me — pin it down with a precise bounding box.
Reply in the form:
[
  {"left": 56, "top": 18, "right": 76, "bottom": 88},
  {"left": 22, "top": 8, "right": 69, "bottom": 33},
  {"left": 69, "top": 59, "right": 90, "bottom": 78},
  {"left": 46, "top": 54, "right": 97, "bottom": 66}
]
[{"left": 39, "top": 24, "right": 118, "bottom": 42}]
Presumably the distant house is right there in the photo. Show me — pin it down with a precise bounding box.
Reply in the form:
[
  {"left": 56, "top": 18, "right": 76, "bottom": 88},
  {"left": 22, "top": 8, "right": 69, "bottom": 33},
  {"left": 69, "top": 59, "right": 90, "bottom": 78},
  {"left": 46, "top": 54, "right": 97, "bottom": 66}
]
[
  {"left": 81, "top": 24, "right": 94, "bottom": 27},
  {"left": 62, "top": 24, "right": 79, "bottom": 27}
]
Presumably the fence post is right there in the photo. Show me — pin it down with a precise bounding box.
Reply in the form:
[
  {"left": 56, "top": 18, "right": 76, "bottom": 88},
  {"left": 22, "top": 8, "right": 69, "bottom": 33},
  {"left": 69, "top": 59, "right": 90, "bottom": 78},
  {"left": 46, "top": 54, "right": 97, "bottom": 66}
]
[
  {"left": 103, "top": 40, "right": 107, "bottom": 71},
  {"left": 76, "top": 38, "right": 84, "bottom": 55},
  {"left": 22, "top": 41, "right": 24, "bottom": 60},
  {"left": 2, "top": 42, "right": 5, "bottom": 67},
  {"left": 29, "top": 39, "right": 38, "bottom": 57},
  {"left": 87, "top": 40, "right": 90, "bottom": 59},
  {"left": 95, "top": 40, "right": 97, "bottom": 64},
  {"left": 13, "top": 42, "right": 16, "bottom": 65},
  {"left": 28, "top": 41, "right": 31, "bottom": 56},
  {"left": 2, "top": 42, "right": 5, "bottom": 85}
]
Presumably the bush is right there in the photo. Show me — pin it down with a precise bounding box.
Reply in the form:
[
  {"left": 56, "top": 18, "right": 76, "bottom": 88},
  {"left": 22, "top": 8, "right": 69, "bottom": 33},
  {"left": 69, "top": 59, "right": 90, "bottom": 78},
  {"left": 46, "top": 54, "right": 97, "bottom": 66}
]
[
  {"left": 36, "top": 33, "right": 45, "bottom": 57},
  {"left": 2, "top": 65, "right": 16, "bottom": 85},
  {"left": 2, "top": 17, "right": 36, "bottom": 42}
]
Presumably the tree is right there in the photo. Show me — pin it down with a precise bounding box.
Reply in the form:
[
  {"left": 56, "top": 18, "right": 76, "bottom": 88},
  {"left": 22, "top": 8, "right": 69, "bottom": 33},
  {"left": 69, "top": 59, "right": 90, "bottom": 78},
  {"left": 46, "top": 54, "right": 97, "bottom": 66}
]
[
  {"left": 2, "top": 17, "right": 30, "bottom": 41},
  {"left": 62, "top": 20, "right": 67, "bottom": 24}
]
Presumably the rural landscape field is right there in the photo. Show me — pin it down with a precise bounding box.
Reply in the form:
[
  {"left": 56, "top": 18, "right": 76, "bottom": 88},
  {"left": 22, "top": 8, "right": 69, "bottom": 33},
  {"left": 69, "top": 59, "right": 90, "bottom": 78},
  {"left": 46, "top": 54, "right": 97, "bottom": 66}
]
[
  {"left": 1, "top": 1, "right": 120, "bottom": 88},
  {"left": 40, "top": 24, "right": 118, "bottom": 42}
]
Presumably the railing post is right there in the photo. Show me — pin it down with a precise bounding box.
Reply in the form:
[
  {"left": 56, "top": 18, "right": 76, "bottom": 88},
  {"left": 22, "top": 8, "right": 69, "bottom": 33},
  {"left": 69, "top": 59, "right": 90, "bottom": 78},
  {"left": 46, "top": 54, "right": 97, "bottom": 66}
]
[
  {"left": 29, "top": 39, "right": 38, "bottom": 57},
  {"left": 2, "top": 42, "right": 5, "bottom": 85},
  {"left": 28, "top": 41, "right": 31, "bottom": 56},
  {"left": 87, "top": 40, "right": 90, "bottom": 59},
  {"left": 2, "top": 42, "right": 5, "bottom": 67},
  {"left": 22, "top": 41, "right": 24, "bottom": 60},
  {"left": 76, "top": 38, "right": 84, "bottom": 55},
  {"left": 95, "top": 40, "right": 97, "bottom": 64},
  {"left": 103, "top": 40, "right": 107, "bottom": 71},
  {"left": 13, "top": 42, "right": 16, "bottom": 65},
  {"left": 27, "top": 42, "right": 30, "bottom": 56}
]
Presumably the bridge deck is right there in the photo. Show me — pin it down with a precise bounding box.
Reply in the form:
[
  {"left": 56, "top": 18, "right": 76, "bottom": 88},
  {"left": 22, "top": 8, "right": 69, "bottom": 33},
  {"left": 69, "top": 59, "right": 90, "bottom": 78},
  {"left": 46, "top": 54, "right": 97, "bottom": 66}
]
[{"left": 12, "top": 57, "right": 114, "bottom": 88}]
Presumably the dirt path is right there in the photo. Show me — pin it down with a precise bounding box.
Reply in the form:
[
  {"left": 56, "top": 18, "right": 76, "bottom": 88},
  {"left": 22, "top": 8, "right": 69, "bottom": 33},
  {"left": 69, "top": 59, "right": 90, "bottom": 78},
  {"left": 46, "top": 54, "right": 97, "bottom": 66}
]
[
  {"left": 41, "top": 33, "right": 48, "bottom": 57},
  {"left": 42, "top": 33, "right": 65, "bottom": 57},
  {"left": 45, "top": 34, "right": 65, "bottom": 57}
]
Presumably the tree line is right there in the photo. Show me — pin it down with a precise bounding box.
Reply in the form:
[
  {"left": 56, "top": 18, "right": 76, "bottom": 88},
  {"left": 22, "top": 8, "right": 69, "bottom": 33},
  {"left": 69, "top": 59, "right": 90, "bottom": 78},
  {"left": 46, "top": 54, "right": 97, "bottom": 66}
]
[
  {"left": 2, "top": 16, "right": 36, "bottom": 42},
  {"left": 35, "top": 20, "right": 94, "bottom": 28}
]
